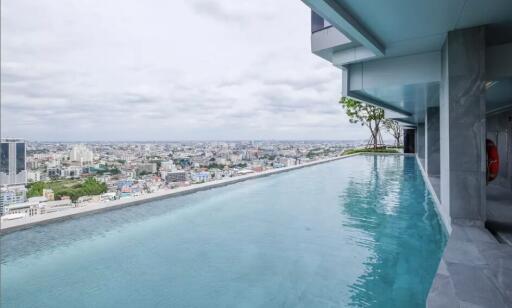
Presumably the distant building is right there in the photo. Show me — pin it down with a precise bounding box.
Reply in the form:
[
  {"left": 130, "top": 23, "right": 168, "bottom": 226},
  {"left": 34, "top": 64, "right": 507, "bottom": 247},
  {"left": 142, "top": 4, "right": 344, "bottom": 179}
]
[
  {"left": 27, "top": 170, "right": 42, "bottom": 182},
  {"left": 116, "top": 179, "right": 134, "bottom": 190},
  {"left": 165, "top": 171, "right": 187, "bottom": 183},
  {"left": 125, "top": 170, "right": 136, "bottom": 178},
  {"left": 160, "top": 161, "right": 176, "bottom": 171},
  {"left": 61, "top": 166, "right": 82, "bottom": 178},
  {"left": 28, "top": 196, "right": 48, "bottom": 203},
  {"left": 251, "top": 166, "right": 264, "bottom": 172},
  {"left": 0, "top": 185, "right": 27, "bottom": 215},
  {"left": 43, "top": 188, "right": 55, "bottom": 201},
  {"left": 47, "top": 167, "right": 61, "bottom": 179},
  {"left": 42, "top": 199, "right": 73, "bottom": 214},
  {"left": 70, "top": 144, "right": 94, "bottom": 165},
  {"left": 137, "top": 163, "right": 157, "bottom": 175},
  {"left": 0, "top": 138, "right": 27, "bottom": 186},
  {"left": 160, "top": 161, "right": 177, "bottom": 180},
  {"left": 279, "top": 157, "right": 296, "bottom": 167},
  {"left": 26, "top": 159, "right": 41, "bottom": 170},
  {"left": 191, "top": 171, "right": 210, "bottom": 183},
  {"left": 237, "top": 169, "right": 255, "bottom": 175},
  {"left": 2, "top": 200, "right": 40, "bottom": 217}
]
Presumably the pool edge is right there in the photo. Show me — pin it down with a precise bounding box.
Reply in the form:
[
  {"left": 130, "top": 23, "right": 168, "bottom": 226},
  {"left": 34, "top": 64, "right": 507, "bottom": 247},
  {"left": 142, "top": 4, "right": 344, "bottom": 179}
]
[{"left": 1, "top": 154, "right": 363, "bottom": 235}]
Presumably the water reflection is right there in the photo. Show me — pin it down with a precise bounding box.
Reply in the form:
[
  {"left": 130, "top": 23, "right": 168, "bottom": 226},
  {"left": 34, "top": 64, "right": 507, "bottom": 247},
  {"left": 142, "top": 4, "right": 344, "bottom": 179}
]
[
  {"left": 339, "top": 155, "right": 446, "bottom": 307},
  {"left": 1, "top": 156, "right": 447, "bottom": 308}
]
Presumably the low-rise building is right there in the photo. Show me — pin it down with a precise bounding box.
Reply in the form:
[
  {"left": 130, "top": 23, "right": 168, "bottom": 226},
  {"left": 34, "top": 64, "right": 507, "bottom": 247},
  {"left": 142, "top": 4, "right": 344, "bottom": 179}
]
[
  {"left": 47, "top": 167, "right": 61, "bottom": 179},
  {"left": 43, "top": 188, "right": 55, "bottom": 201},
  {"left": 27, "top": 170, "right": 42, "bottom": 182},
  {"left": 3, "top": 200, "right": 41, "bottom": 217},
  {"left": 137, "top": 163, "right": 157, "bottom": 175},
  {"left": 61, "top": 166, "right": 82, "bottom": 178},
  {"left": 191, "top": 171, "right": 210, "bottom": 183},
  {"left": 0, "top": 185, "right": 27, "bottom": 215},
  {"left": 165, "top": 171, "right": 187, "bottom": 183}
]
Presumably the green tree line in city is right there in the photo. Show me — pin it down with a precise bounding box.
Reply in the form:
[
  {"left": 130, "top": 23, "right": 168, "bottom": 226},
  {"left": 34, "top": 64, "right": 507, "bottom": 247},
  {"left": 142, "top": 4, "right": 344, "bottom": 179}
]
[
  {"left": 95, "top": 167, "right": 121, "bottom": 175},
  {"left": 307, "top": 148, "right": 334, "bottom": 158},
  {"left": 27, "top": 177, "right": 107, "bottom": 201}
]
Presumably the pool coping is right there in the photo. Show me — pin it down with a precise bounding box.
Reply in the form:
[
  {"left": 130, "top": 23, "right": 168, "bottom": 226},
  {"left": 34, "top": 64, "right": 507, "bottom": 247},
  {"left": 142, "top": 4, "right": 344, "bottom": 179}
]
[
  {"left": 1, "top": 153, "right": 368, "bottom": 235},
  {"left": 416, "top": 151, "right": 512, "bottom": 307},
  {"left": 414, "top": 155, "right": 452, "bottom": 234}
]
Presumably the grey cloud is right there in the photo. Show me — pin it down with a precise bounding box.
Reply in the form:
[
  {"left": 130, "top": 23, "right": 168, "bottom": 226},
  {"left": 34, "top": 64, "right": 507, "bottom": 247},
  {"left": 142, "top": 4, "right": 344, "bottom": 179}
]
[
  {"left": 189, "top": 1, "right": 242, "bottom": 22},
  {"left": 188, "top": 0, "right": 273, "bottom": 24},
  {"left": 1, "top": 0, "right": 363, "bottom": 141},
  {"left": 119, "top": 93, "right": 157, "bottom": 105},
  {"left": 262, "top": 74, "right": 338, "bottom": 91}
]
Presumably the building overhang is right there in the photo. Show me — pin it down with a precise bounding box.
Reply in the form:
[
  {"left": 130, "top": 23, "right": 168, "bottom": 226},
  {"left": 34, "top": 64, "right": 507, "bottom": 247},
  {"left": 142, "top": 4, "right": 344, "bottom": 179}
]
[
  {"left": 303, "top": 0, "right": 512, "bottom": 123},
  {"left": 303, "top": 0, "right": 384, "bottom": 57},
  {"left": 341, "top": 52, "right": 440, "bottom": 124}
]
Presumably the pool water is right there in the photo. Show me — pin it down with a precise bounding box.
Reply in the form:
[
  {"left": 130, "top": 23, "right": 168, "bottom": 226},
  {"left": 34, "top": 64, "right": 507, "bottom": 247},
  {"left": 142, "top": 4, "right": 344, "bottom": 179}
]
[{"left": 0, "top": 155, "right": 446, "bottom": 307}]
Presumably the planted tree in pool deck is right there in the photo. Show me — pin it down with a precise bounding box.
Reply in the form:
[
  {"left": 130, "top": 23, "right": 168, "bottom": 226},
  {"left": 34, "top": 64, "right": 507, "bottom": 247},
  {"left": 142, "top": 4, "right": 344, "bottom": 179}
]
[
  {"left": 339, "top": 97, "right": 385, "bottom": 149},
  {"left": 384, "top": 119, "right": 402, "bottom": 147}
]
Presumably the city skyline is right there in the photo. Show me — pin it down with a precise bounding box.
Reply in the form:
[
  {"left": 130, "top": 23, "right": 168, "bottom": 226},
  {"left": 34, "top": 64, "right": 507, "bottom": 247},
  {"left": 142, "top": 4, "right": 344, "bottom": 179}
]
[
  {"left": 1, "top": 0, "right": 372, "bottom": 141},
  {"left": 1, "top": 139, "right": 360, "bottom": 217},
  {"left": 4, "top": 138, "right": 376, "bottom": 143}
]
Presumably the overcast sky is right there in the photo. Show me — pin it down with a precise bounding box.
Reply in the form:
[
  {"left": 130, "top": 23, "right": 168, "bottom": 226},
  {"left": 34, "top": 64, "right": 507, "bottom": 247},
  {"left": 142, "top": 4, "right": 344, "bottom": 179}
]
[{"left": 1, "top": 0, "right": 371, "bottom": 141}]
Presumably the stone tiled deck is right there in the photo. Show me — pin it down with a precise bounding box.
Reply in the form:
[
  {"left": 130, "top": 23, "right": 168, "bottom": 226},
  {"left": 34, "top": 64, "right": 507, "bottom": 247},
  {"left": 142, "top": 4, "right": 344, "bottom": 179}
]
[
  {"left": 421, "top": 158, "right": 512, "bottom": 307},
  {"left": 487, "top": 185, "right": 512, "bottom": 245},
  {"left": 428, "top": 223, "right": 512, "bottom": 307}
]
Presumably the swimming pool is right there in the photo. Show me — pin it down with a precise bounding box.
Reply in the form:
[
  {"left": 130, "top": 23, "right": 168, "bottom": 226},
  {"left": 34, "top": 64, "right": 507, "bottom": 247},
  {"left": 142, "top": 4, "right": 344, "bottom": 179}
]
[{"left": 0, "top": 155, "right": 446, "bottom": 307}]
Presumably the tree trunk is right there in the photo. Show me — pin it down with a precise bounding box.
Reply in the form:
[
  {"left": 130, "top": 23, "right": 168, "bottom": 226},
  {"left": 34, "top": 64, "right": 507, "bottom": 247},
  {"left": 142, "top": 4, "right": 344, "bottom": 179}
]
[{"left": 373, "top": 128, "right": 379, "bottom": 149}]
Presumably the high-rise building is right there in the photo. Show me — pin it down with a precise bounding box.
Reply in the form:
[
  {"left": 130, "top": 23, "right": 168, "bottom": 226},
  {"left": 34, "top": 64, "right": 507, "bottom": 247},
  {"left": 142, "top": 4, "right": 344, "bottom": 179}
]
[
  {"left": 0, "top": 138, "right": 27, "bottom": 186},
  {"left": 70, "top": 144, "right": 94, "bottom": 165}
]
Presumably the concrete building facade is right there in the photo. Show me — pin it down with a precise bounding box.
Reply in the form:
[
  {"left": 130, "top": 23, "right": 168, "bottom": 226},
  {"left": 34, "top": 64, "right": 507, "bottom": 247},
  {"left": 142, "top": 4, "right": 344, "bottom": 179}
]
[
  {"left": 301, "top": 0, "right": 512, "bottom": 306},
  {"left": 69, "top": 144, "right": 94, "bottom": 165}
]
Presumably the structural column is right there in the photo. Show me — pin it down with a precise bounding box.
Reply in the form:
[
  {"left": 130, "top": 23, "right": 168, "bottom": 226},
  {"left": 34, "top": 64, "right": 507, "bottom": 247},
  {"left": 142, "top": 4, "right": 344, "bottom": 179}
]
[
  {"left": 425, "top": 107, "right": 440, "bottom": 176},
  {"left": 440, "top": 26, "right": 486, "bottom": 224},
  {"left": 416, "top": 123, "right": 425, "bottom": 167}
]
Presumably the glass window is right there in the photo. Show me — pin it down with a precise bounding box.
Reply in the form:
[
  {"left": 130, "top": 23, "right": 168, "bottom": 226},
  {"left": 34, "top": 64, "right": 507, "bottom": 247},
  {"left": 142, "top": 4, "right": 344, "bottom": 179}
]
[
  {"left": 16, "top": 143, "right": 25, "bottom": 173},
  {"left": 0, "top": 143, "right": 9, "bottom": 173},
  {"left": 311, "top": 11, "right": 325, "bottom": 33}
]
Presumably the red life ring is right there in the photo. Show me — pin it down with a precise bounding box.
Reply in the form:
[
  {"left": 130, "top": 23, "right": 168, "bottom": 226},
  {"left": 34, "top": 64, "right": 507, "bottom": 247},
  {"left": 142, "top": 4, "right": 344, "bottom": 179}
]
[{"left": 486, "top": 139, "right": 499, "bottom": 182}]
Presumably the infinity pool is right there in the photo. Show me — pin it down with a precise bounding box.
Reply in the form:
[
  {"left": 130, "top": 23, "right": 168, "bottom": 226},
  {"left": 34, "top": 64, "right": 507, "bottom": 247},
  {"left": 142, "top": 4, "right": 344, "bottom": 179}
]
[{"left": 1, "top": 155, "right": 446, "bottom": 307}]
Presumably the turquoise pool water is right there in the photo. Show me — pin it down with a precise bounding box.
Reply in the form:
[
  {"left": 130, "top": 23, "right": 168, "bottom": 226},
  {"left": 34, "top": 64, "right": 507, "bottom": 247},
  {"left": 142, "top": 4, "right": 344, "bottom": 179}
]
[{"left": 0, "top": 155, "right": 446, "bottom": 307}]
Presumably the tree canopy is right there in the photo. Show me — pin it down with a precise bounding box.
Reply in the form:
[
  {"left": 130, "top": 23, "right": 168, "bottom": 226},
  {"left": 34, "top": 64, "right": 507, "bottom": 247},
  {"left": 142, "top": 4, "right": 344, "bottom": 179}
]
[
  {"left": 339, "top": 97, "right": 385, "bottom": 148},
  {"left": 27, "top": 177, "right": 107, "bottom": 201},
  {"left": 383, "top": 119, "right": 402, "bottom": 147}
]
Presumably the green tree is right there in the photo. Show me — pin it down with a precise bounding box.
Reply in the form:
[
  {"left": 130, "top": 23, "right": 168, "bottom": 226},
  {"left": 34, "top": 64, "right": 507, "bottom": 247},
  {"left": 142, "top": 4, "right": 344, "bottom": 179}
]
[
  {"left": 384, "top": 119, "right": 402, "bottom": 147},
  {"left": 339, "top": 97, "right": 385, "bottom": 149},
  {"left": 26, "top": 178, "right": 107, "bottom": 202},
  {"left": 81, "top": 177, "right": 107, "bottom": 195},
  {"left": 27, "top": 181, "right": 45, "bottom": 198},
  {"left": 208, "top": 163, "right": 225, "bottom": 170}
]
